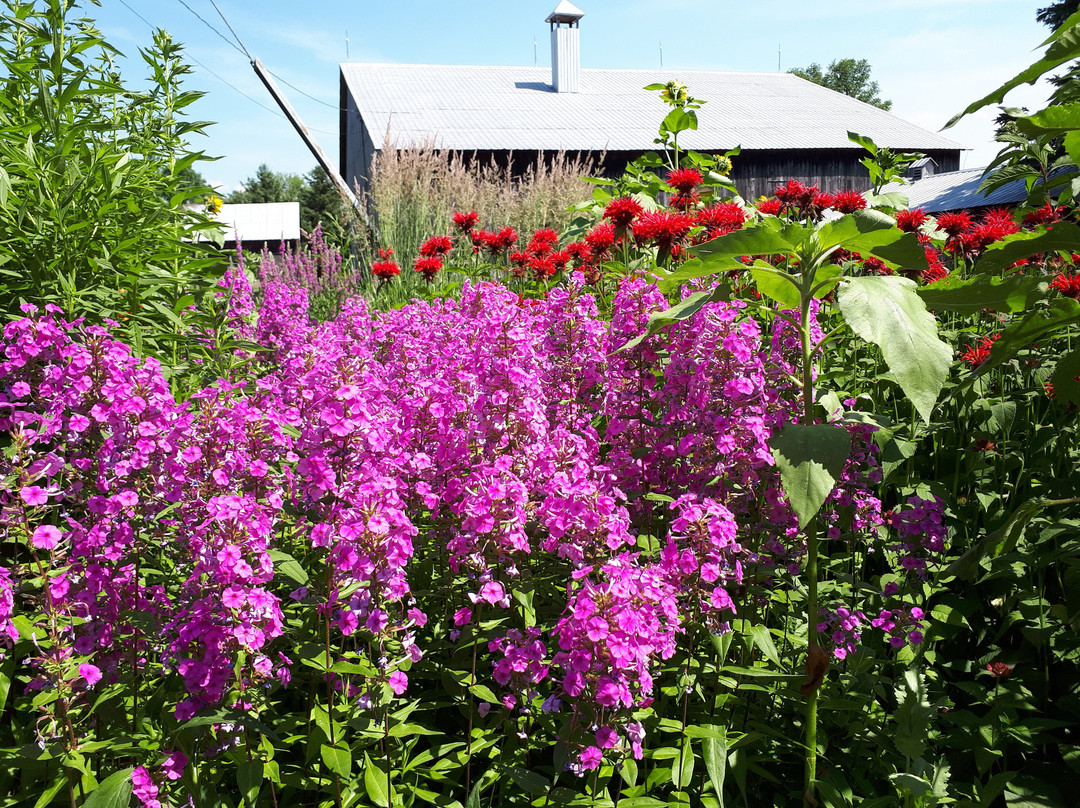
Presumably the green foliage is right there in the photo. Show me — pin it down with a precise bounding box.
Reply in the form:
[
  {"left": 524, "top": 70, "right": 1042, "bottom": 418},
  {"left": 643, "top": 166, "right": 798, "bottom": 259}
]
[
  {"left": 836, "top": 275, "right": 953, "bottom": 425},
  {"left": 0, "top": 0, "right": 221, "bottom": 335},
  {"left": 848, "top": 131, "right": 924, "bottom": 194},
  {"left": 769, "top": 424, "right": 852, "bottom": 527},
  {"left": 789, "top": 58, "right": 893, "bottom": 110}
]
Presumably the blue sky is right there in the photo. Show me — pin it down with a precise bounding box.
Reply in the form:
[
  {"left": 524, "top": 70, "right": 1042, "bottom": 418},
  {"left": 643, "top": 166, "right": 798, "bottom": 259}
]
[{"left": 96, "top": 0, "right": 1052, "bottom": 192}]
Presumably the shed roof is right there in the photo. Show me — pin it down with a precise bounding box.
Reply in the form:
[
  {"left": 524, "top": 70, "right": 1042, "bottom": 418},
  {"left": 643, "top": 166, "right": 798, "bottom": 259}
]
[
  {"left": 214, "top": 202, "right": 300, "bottom": 244},
  {"left": 340, "top": 64, "right": 967, "bottom": 154},
  {"left": 880, "top": 167, "right": 1040, "bottom": 212}
]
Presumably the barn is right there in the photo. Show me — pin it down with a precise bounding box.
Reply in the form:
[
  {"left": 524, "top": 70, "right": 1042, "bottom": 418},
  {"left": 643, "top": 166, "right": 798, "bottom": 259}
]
[{"left": 339, "top": 2, "right": 965, "bottom": 200}]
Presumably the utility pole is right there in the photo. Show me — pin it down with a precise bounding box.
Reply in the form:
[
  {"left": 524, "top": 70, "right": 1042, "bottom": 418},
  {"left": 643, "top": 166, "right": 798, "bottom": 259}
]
[{"left": 250, "top": 58, "right": 368, "bottom": 224}]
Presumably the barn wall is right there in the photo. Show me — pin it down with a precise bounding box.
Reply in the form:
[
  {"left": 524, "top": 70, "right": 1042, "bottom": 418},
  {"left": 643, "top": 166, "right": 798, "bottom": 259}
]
[
  {"left": 340, "top": 116, "right": 963, "bottom": 206},
  {"left": 340, "top": 74, "right": 374, "bottom": 198}
]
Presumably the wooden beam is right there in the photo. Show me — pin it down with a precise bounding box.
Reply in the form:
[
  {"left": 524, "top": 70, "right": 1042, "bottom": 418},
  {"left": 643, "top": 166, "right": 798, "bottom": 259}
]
[{"left": 250, "top": 58, "right": 370, "bottom": 227}]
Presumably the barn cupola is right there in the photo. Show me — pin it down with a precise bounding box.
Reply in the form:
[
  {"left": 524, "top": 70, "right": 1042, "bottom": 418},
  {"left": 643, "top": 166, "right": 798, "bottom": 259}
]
[{"left": 547, "top": 1, "right": 584, "bottom": 93}]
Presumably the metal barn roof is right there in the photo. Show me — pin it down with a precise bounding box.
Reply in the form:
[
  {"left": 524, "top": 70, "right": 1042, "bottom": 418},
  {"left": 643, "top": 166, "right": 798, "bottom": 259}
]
[
  {"left": 340, "top": 64, "right": 967, "bottom": 154},
  {"left": 880, "top": 167, "right": 1046, "bottom": 212}
]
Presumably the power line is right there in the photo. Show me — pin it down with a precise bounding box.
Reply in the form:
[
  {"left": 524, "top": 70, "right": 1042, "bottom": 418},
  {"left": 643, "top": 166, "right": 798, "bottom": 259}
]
[
  {"left": 268, "top": 69, "right": 342, "bottom": 111},
  {"left": 116, "top": 0, "right": 336, "bottom": 132},
  {"left": 209, "top": 0, "right": 253, "bottom": 60},
  {"left": 173, "top": 0, "right": 246, "bottom": 58}
]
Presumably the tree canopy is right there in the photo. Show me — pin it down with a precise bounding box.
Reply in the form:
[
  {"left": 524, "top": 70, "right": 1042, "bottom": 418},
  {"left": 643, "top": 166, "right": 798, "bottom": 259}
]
[{"left": 789, "top": 58, "right": 893, "bottom": 111}]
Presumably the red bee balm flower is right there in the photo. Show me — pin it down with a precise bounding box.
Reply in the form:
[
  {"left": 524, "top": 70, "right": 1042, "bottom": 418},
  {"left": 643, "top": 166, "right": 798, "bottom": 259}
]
[
  {"left": 603, "top": 197, "right": 644, "bottom": 228},
  {"left": 667, "top": 167, "right": 704, "bottom": 194},
  {"left": 961, "top": 334, "right": 1000, "bottom": 368},
  {"left": 935, "top": 211, "right": 973, "bottom": 237},
  {"left": 757, "top": 198, "right": 784, "bottom": 216},
  {"left": 419, "top": 235, "right": 454, "bottom": 257},
  {"left": 371, "top": 247, "right": 400, "bottom": 280},
  {"left": 695, "top": 202, "right": 746, "bottom": 237},
  {"left": 1051, "top": 272, "right": 1080, "bottom": 299},
  {"left": 413, "top": 256, "right": 443, "bottom": 281},
  {"left": 585, "top": 222, "right": 617, "bottom": 256},
  {"left": 452, "top": 210, "right": 480, "bottom": 232},
  {"left": 632, "top": 211, "right": 695, "bottom": 249},
  {"left": 986, "top": 661, "right": 1014, "bottom": 679},
  {"left": 895, "top": 208, "right": 928, "bottom": 233},
  {"left": 832, "top": 191, "right": 867, "bottom": 214}
]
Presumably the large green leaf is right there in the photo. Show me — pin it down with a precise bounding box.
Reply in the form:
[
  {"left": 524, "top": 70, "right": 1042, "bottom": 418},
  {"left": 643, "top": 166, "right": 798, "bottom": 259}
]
[
  {"left": 749, "top": 266, "right": 800, "bottom": 308},
  {"left": 816, "top": 208, "right": 897, "bottom": 252},
  {"left": 82, "top": 768, "right": 135, "bottom": 808},
  {"left": 918, "top": 274, "right": 1048, "bottom": 315},
  {"left": 945, "top": 17, "right": 1080, "bottom": 128},
  {"left": 1051, "top": 346, "right": 1080, "bottom": 406},
  {"left": 893, "top": 668, "right": 934, "bottom": 761},
  {"left": 508, "top": 766, "right": 550, "bottom": 795},
  {"left": 973, "top": 222, "right": 1080, "bottom": 274},
  {"left": 1014, "top": 103, "right": 1080, "bottom": 136},
  {"left": 237, "top": 760, "right": 263, "bottom": 808},
  {"left": 661, "top": 224, "right": 799, "bottom": 289},
  {"left": 322, "top": 743, "right": 351, "bottom": 778},
  {"left": 364, "top": 752, "right": 391, "bottom": 808},
  {"left": 837, "top": 276, "right": 952, "bottom": 424},
  {"left": 672, "top": 738, "right": 696, "bottom": 789},
  {"left": 702, "top": 729, "right": 727, "bottom": 805},
  {"left": 768, "top": 424, "right": 852, "bottom": 528}
]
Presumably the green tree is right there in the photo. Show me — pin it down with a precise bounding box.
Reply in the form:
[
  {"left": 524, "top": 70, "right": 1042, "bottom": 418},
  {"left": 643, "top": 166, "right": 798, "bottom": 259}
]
[
  {"left": 227, "top": 163, "right": 303, "bottom": 204},
  {"left": 789, "top": 58, "right": 893, "bottom": 110},
  {"left": 299, "top": 166, "right": 342, "bottom": 233},
  {"left": 1038, "top": 0, "right": 1080, "bottom": 30}
]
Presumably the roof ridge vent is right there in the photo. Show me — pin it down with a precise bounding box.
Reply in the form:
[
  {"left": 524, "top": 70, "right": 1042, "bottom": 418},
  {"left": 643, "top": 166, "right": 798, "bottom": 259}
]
[{"left": 547, "top": 1, "right": 583, "bottom": 93}]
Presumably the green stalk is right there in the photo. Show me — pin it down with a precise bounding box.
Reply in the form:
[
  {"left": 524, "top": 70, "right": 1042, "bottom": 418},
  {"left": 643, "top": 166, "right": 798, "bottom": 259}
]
[{"left": 799, "top": 250, "right": 823, "bottom": 807}]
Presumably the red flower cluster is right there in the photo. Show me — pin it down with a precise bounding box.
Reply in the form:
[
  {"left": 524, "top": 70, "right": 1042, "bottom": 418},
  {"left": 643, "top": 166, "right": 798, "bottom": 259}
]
[
  {"left": 920, "top": 246, "right": 948, "bottom": 284},
  {"left": 694, "top": 202, "right": 746, "bottom": 239},
  {"left": 420, "top": 235, "right": 454, "bottom": 257},
  {"left": 774, "top": 179, "right": 818, "bottom": 209},
  {"left": 414, "top": 255, "right": 443, "bottom": 281},
  {"left": 632, "top": 211, "right": 695, "bottom": 251},
  {"left": 585, "top": 222, "right": 618, "bottom": 256},
  {"left": 371, "top": 247, "right": 401, "bottom": 281},
  {"left": 756, "top": 198, "right": 784, "bottom": 216},
  {"left": 1021, "top": 203, "right": 1063, "bottom": 228},
  {"left": 935, "top": 211, "right": 973, "bottom": 237},
  {"left": 986, "top": 661, "right": 1014, "bottom": 679},
  {"left": 960, "top": 333, "right": 1001, "bottom": 368},
  {"left": 938, "top": 209, "right": 1020, "bottom": 260},
  {"left": 895, "top": 208, "right": 928, "bottom": 233},
  {"left": 1050, "top": 272, "right": 1080, "bottom": 299},
  {"left": 528, "top": 228, "right": 559, "bottom": 255},
  {"left": 452, "top": 210, "right": 480, "bottom": 233},
  {"left": 667, "top": 167, "right": 704, "bottom": 194},
  {"left": 832, "top": 191, "right": 868, "bottom": 214},
  {"left": 603, "top": 197, "right": 645, "bottom": 228},
  {"left": 474, "top": 227, "right": 519, "bottom": 255}
]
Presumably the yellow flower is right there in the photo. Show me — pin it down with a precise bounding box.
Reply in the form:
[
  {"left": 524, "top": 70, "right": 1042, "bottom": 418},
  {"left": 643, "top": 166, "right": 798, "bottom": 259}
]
[
  {"left": 207, "top": 195, "right": 223, "bottom": 215},
  {"left": 714, "top": 155, "right": 733, "bottom": 176},
  {"left": 660, "top": 80, "right": 688, "bottom": 108}
]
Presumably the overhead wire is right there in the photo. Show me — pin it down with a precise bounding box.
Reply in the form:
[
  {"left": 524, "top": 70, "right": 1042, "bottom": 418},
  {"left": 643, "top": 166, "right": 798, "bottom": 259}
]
[
  {"left": 115, "top": 0, "right": 336, "bottom": 135},
  {"left": 268, "top": 69, "right": 344, "bottom": 111},
  {"left": 173, "top": 0, "right": 246, "bottom": 58},
  {"left": 208, "top": 0, "right": 253, "bottom": 61}
]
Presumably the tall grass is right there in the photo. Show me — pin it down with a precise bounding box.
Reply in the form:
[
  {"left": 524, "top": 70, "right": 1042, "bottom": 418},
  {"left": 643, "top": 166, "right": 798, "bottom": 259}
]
[{"left": 362, "top": 143, "right": 599, "bottom": 272}]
